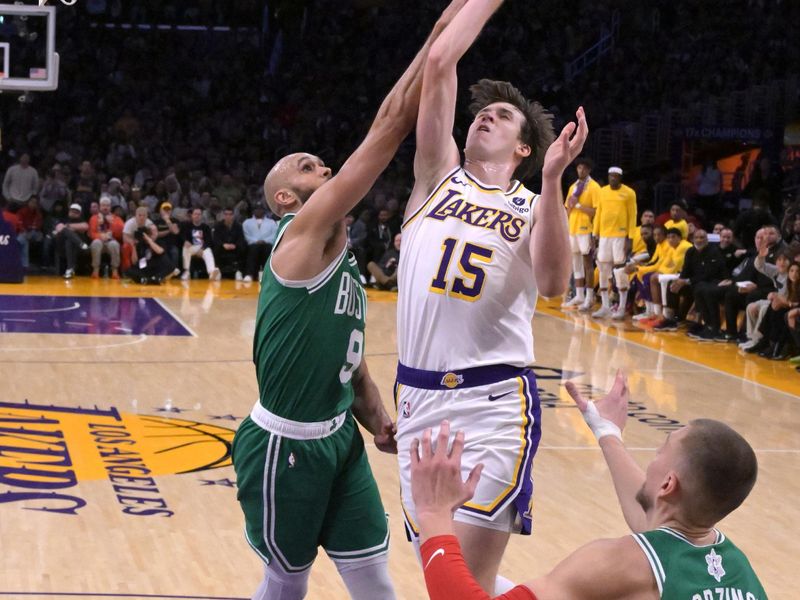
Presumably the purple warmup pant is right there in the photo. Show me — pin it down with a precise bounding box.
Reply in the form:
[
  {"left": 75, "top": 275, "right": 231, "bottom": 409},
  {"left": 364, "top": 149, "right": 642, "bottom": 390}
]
[{"left": 639, "top": 273, "right": 655, "bottom": 302}]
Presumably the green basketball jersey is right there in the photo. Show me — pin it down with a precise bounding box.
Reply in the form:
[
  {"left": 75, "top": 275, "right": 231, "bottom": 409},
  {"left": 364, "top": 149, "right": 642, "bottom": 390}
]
[
  {"left": 633, "top": 527, "right": 767, "bottom": 599},
  {"left": 253, "top": 214, "right": 367, "bottom": 422}
]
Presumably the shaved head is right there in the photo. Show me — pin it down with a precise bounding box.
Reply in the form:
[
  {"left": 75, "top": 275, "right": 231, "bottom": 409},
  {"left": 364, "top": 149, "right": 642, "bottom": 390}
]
[{"left": 264, "top": 153, "right": 325, "bottom": 217}]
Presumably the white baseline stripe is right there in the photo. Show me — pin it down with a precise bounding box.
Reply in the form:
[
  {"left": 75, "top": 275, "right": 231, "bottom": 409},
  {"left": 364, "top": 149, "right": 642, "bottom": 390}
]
[
  {"left": 0, "top": 301, "right": 81, "bottom": 314},
  {"left": 154, "top": 297, "right": 197, "bottom": 337}
]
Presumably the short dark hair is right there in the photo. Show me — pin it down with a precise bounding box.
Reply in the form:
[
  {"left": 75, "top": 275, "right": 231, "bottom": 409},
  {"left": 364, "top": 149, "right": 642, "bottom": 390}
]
[
  {"left": 469, "top": 79, "right": 555, "bottom": 181},
  {"left": 666, "top": 227, "right": 683, "bottom": 238},
  {"left": 679, "top": 419, "right": 757, "bottom": 525},
  {"left": 575, "top": 156, "right": 594, "bottom": 170}
]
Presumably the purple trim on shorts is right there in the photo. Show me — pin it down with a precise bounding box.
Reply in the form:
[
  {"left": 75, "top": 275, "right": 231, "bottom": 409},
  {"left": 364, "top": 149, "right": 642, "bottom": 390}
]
[
  {"left": 395, "top": 363, "right": 527, "bottom": 390},
  {"left": 457, "top": 370, "right": 541, "bottom": 535}
]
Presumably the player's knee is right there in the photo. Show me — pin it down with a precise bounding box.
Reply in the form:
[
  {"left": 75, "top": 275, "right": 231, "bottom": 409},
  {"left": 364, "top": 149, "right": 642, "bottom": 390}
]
[
  {"left": 332, "top": 554, "right": 395, "bottom": 600},
  {"left": 253, "top": 564, "right": 310, "bottom": 600},
  {"left": 571, "top": 253, "right": 585, "bottom": 278}
]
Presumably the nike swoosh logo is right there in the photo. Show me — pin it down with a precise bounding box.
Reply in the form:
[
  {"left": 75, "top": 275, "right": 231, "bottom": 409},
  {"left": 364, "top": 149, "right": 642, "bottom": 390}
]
[
  {"left": 424, "top": 548, "right": 445, "bottom": 570},
  {"left": 488, "top": 391, "right": 513, "bottom": 402}
]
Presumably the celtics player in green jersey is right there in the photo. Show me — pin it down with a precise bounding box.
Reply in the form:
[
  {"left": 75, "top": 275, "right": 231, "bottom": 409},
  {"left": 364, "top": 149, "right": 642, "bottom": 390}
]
[
  {"left": 231, "top": 2, "right": 469, "bottom": 599},
  {"left": 409, "top": 372, "right": 766, "bottom": 600}
]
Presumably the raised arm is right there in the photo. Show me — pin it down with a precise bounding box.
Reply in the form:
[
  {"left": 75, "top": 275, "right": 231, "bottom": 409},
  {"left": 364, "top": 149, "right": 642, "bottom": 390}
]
[
  {"left": 565, "top": 372, "right": 648, "bottom": 532},
  {"left": 531, "top": 107, "right": 588, "bottom": 297},
  {"left": 410, "top": 0, "right": 505, "bottom": 205},
  {"left": 288, "top": 0, "right": 467, "bottom": 241}
]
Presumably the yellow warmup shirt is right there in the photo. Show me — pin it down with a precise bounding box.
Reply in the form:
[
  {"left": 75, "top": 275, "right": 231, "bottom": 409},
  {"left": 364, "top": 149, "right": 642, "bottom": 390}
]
[
  {"left": 659, "top": 240, "right": 693, "bottom": 274},
  {"left": 664, "top": 219, "right": 689, "bottom": 241},
  {"left": 631, "top": 226, "right": 648, "bottom": 256},
  {"left": 565, "top": 177, "right": 601, "bottom": 235},
  {"left": 636, "top": 240, "right": 670, "bottom": 278},
  {"left": 593, "top": 183, "right": 637, "bottom": 239}
]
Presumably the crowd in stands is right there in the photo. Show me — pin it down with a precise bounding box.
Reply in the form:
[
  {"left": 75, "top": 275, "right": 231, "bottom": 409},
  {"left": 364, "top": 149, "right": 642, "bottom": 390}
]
[{"left": 2, "top": 0, "right": 799, "bottom": 361}]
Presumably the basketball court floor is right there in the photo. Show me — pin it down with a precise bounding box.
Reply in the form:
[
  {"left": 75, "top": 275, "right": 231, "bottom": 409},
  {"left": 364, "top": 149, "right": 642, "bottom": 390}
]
[{"left": 1, "top": 277, "right": 797, "bottom": 599}]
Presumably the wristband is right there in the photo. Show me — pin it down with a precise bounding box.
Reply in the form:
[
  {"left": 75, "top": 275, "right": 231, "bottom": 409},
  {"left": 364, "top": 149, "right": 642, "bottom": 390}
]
[{"left": 583, "top": 401, "right": 622, "bottom": 441}]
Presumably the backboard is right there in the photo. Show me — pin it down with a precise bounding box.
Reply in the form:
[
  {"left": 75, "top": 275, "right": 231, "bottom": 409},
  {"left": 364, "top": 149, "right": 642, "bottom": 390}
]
[{"left": 0, "top": 3, "right": 58, "bottom": 92}]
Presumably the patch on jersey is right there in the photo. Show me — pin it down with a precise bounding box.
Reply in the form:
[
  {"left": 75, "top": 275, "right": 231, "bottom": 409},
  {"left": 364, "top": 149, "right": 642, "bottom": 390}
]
[
  {"left": 440, "top": 372, "right": 464, "bottom": 389},
  {"left": 506, "top": 196, "right": 530, "bottom": 215},
  {"left": 705, "top": 548, "right": 725, "bottom": 582},
  {"left": 425, "top": 189, "right": 526, "bottom": 242}
]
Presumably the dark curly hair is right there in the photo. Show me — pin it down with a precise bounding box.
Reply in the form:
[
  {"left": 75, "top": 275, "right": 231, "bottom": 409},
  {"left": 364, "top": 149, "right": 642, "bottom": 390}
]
[{"left": 468, "top": 79, "right": 555, "bottom": 181}]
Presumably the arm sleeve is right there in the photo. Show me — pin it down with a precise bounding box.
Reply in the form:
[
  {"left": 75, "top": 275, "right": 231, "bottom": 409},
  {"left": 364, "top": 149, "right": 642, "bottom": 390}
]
[{"left": 421, "top": 536, "right": 537, "bottom": 600}]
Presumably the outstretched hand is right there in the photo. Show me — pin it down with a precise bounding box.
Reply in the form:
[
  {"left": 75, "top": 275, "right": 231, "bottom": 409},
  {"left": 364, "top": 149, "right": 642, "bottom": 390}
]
[
  {"left": 565, "top": 369, "right": 630, "bottom": 438},
  {"left": 410, "top": 421, "right": 483, "bottom": 518},
  {"left": 542, "top": 106, "right": 589, "bottom": 180}
]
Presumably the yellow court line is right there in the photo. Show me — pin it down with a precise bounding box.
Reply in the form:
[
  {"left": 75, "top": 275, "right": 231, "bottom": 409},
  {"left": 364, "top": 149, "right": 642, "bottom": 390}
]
[{"left": 537, "top": 298, "right": 800, "bottom": 398}]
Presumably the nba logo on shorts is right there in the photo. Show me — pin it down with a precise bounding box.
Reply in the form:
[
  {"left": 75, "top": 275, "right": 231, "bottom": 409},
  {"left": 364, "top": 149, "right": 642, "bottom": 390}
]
[
  {"left": 400, "top": 399, "right": 411, "bottom": 419},
  {"left": 288, "top": 452, "right": 296, "bottom": 468}
]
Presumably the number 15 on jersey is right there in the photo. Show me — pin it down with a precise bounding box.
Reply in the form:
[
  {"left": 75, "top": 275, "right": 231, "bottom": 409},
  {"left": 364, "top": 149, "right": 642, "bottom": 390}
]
[{"left": 430, "top": 237, "right": 494, "bottom": 302}]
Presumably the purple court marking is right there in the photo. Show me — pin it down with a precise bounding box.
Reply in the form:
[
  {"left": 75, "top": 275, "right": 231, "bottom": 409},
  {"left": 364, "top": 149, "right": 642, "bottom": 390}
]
[
  {"left": 0, "top": 593, "right": 245, "bottom": 599},
  {"left": 0, "top": 295, "right": 192, "bottom": 336}
]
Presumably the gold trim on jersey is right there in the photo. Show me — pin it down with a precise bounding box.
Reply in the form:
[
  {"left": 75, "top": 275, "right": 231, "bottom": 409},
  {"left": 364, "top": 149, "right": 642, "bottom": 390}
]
[
  {"left": 402, "top": 166, "right": 462, "bottom": 229},
  {"left": 463, "top": 376, "right": 529, "bottom": 512}
]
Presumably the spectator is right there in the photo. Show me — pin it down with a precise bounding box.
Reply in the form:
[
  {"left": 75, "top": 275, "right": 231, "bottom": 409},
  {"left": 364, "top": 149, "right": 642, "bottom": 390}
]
[
  {"left": 367, "top": 208, "right": 396, "bottom": 267},
  {"left": 88, "top": 197, "right": 124, "bottom": 279},
  {"left": 153, "top": 202, "right": 182, "bottom": 268},
  {"left": 2, "top": 153, "right": 39, "bottom": 211},
  {"left": 213, "top": 207, "right": 246, "bottom": 280},
  {"left": 242, "top": 203, "right": 277, "bottom": 282},
  {"left": 717, "top": 227, "right": 745, "bottom": 273},
  {"left": 654, "top": 229, "right": 727, "bottom": 332},
  {"left": 39, "top": 165, "right": 72, "bottom": 216},
  {"left": 753, "top": 258, "right": 800, "bottom": 360},
  {"left": 734, "top": 192, "right": 778, "bottom": 250},
  {"left": 662, "top": 200, "right": 690, "bottom": 242},
  {"left": 181, "top": 207, "right": 220, "bottom": 280},
  {"left": 213, "top": 174, "right": 243, "bottom": 209},
  {"left": 124, "top": 224, "right": 178, "bottom": 284},
  {"left": 123, "top": 206, "right": 155, "bottom": 268},
  {"left": 106, "top": 178, "right": 127, "bottom": 215},
  {"left": 16, "top": 196, "right": 44, "bottom": 270},
  {"left": 54, "top": 203, "right": 90, "bottom": 279},
  {"left": 348, "top": 209, "right": 370, "bottom": 275},
  {"left": 367, "top": 232, "right": 401, "bottom": 291},
  {"left": 694, "top": 160, "right": 722, "bottom": 220}
]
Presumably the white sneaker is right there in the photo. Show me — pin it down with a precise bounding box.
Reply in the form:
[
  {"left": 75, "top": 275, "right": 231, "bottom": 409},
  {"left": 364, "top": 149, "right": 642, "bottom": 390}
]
[
  {"left": 592, "top": 306, "right": 612, "bottom": 318},
  {"left": 578, "top": 298, "right": 593, "bottom": 312},
  {"left": 633, "top": 312, "right": 654, "bottom": 321},
  {"left": 63, "top": 268, "right": 74, "bottom": 279},
  {"left": 235, "top": 270, "right": 243, "bottom": 281},
  {"left": 561, "top": 296, "right": 583, "bottom": 308},
  {"left": 243, "top": 275, "right": 253, "bottom": 283},
  {"left": 611, "top": 308, "right": 626, "bottom": 320},
  {"left": 211, "top": 268, "right": 221, "bottom": 281},
  {"left": 738, "top": 339, "right": 757, "bottom": 350},
  {"left": 181, "top": 271, "right": 190, "bottom": 281}
]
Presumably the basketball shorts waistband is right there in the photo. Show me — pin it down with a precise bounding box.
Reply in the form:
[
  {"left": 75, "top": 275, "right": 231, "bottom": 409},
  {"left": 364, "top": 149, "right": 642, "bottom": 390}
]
[
  {"left": 396, "top": 363, "right": 529, "bottom": 390},
  {"left": 249, "top": 401, "right": 347, "bottom": 440}
]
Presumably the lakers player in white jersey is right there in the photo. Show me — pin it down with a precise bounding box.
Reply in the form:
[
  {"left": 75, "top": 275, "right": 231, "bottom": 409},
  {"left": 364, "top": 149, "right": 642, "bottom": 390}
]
[{"left": 394, "top": 0, "right": 588, "bottom": 594}]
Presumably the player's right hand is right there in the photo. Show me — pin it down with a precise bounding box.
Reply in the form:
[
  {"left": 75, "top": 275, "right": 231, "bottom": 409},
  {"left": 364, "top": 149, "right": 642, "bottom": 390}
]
[{"left": 565, "top": 369, "right": 629, "bottom": 436}]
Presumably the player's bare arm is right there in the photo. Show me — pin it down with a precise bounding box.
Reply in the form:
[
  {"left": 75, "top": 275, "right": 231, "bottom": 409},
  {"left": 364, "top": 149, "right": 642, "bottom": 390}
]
[
  {"left": 407, "top": 0, "right": 505, "bottom": 217},
  {"left": 273, "top": 0, "right": 467, "bottom": 281},
  {"left": 565, "top": 371, "right": 649, "bottom": 533},
  {"left": 352, "top": 359, "right": 398, "bottom": 454},
  {"left": 531, "top": 107, "right": 588, "bottom": 297}
]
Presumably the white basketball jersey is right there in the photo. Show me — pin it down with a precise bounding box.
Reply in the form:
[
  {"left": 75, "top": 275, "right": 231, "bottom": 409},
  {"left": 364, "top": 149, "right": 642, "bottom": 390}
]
[{"left": 398, "top": 167, "right": 539, "bottom": 370}]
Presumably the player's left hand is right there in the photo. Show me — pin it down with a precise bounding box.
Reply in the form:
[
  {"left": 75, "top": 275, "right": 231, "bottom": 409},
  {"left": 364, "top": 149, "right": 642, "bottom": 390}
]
[
  {"left": 374, "top": 421, "right": 398, "bottom": 454},
  {"left": 565, "top": 369, "right": 630, "bottom": 436},
  {"left": 542, "top": 106, "right": 589, "bottom": 180}
]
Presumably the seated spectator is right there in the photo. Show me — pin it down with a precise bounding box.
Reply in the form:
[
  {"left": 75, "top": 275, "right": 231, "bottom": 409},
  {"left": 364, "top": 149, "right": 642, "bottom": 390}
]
[
  {"left": 213, "top": 207, "right": 246, "bottom": 280},
  {"left": 152, "top": 202, "right": 182, "bottom": 268},
  {"left": 53, "top": 203, "right": 89, "bottom": 279},
  {"left": 717, "top": 227, "right": 746, "bottom": 273},
  {"left": 106, "top": 178, "right": 127, "bottom": 215},
  {"left": 639, "top": 228, "right": 692, "bottom": 326},
  {"left": 348, "top": 209, "right": 370, "bottom": 276},
  {"left": 123, "top": 207, "right": 154, "bottom": 270},
  {"left": 124, "top": 224, "right": 178, "bottom": 284},
  {"left": 744, "top": 248, "right": 797, "bottom": 358},
  {"left": 367, "top": 208, "right": 396, "bottom": 266},
  {"left": 654, "top": 199, "right": 701, "bottom": 233},
  {"left": 367, "top": 233, "right": 401, "bottom": 291},
  {"left": 39, "top": 165, "right": 71, "bottom": 216},
  {"left": 88, "top": 197, "right": 124, "bottom": 279},
  {"left": 242, "top": 203, "right": 277, "bottom": 283},
  {"left": 654, "top": 229, "right": 727, "bottom": 332},
  {"left": 787, "top": 308, "right": 800, "bottom": 371},
  {"left": 16, "top": 195, "right": 44, "bottom": 270},
  {"left": 181, "top": 207, "right": 220, "bottom": 281}
]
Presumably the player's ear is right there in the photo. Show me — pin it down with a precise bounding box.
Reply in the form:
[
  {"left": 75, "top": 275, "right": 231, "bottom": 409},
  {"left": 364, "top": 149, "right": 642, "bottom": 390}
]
[
  {"left": 274, "top": 189, "right": 294, "bottom": 208},
  {"left": 516, "top": 143, "right": 531, "bottom": 159}
]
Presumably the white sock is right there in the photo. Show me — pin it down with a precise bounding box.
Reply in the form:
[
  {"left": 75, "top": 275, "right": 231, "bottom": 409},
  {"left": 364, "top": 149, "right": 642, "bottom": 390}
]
[
  {"left": 576, "top": 287, "right": 585, "bottom": 301},
  {"left": 600, "top": 289, "right": 610, "bottom": 308},
  {"left": 618, "top": 289, "right": 629, "bottom": 310},
  {"left": 654, "top": 304, "right": 662, "bottom": 316},
  {"left": 585, "top": 288, "right": 595, "bottom": 302}
]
